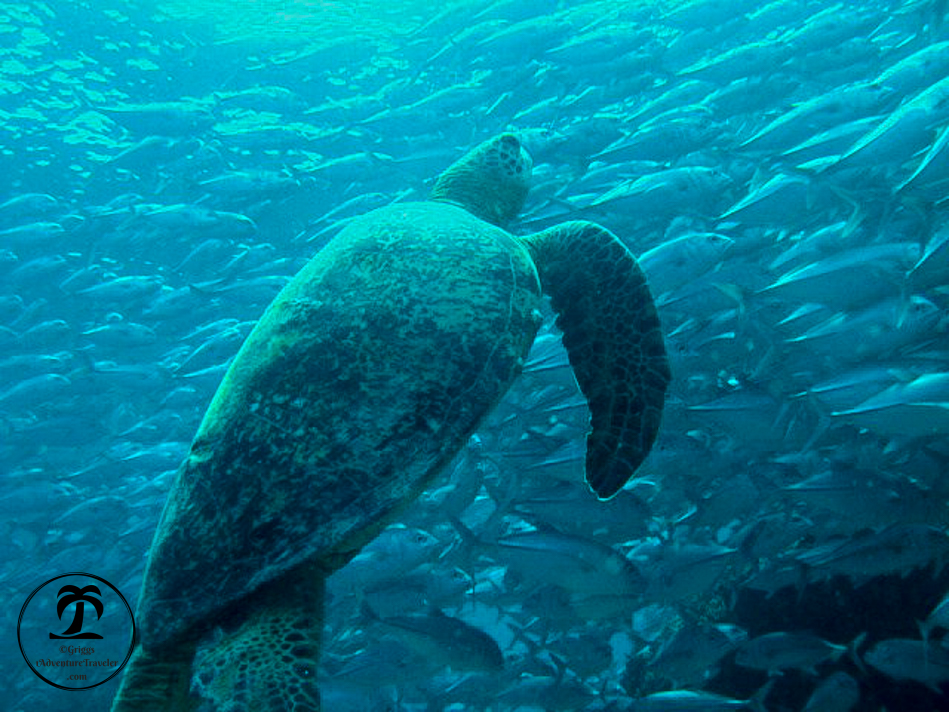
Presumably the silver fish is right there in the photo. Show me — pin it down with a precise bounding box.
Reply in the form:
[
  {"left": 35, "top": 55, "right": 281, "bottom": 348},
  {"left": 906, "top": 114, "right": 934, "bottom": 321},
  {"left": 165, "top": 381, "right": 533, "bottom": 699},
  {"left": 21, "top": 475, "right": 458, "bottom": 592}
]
[
  {"left": 735, "top": 631, "right": 860, "bottom": 675},
  {"left": 864, "top": 638, "right": 949, "bottom": 693}
]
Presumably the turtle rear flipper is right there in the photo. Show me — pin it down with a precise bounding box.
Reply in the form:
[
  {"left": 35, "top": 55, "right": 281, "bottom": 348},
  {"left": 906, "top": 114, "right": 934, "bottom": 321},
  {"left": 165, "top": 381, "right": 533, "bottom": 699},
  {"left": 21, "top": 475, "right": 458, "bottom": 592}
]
[
  {"left": 189, "top": 565, "right": 325, "bottom": 711},
  {"left": 112, "top": 565, "right": 326, "bottom": 712},
  {"left": 521, "top": 221, "right": 671, "bottom": 499},
  {"left": 110, "top": 639, "right": 197, "bottom": 711}
]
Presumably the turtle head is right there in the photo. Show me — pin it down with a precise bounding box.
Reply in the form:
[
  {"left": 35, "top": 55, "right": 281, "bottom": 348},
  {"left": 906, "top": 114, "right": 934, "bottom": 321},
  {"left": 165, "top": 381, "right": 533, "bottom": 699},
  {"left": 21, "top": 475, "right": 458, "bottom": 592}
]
[{"left": 431, "top": 133, "right": 532, "bottom": 228}]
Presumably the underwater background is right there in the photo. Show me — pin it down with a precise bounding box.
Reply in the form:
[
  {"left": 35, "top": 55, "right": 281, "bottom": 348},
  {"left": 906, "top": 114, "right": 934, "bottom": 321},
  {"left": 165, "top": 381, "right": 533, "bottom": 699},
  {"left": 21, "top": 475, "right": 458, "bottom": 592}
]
[{"left": 2, "top": 0, "right": 949, "bottom": 709}]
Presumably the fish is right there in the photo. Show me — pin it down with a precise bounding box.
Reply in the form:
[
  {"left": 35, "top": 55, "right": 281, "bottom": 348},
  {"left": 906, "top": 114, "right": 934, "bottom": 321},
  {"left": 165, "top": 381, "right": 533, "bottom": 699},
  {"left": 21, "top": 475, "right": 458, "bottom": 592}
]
[
  {"left": 361, "top": 603, "right": 504, "bottom": 673},
  {"left": 0, "top": 193, "right": 60, "bottom": 223},
  {"left": 783, "top": 296, "right": 941, "bottom": 367},
  {"left": 639, "top": 232, "right": 734, "bottom": 295},
  {"left": 796, "top": 364, "right": 911, "bottom": 414},
  {"left": 197, "top": 169, "right": 298, "bottom": 197},
  {"left": 871, "top": 40, "right": 949, "bottom": 97},
  {"left": 831, "top": 75, "right": 949, "bottom": 172},
  {"left": 171, "top": 326, "right": 246, "bottom": 376},
  {"left": 93, "top": 100, "right": 217, "bottom": 135},
  {"left": 795, "top": 524, "right": 949, "bottom": 583},
  {"left": 908, "top": 224, "right": 949, "bottom": 289},
  {"left": 594, "top": 107, "right": 721, "bottom": 164},
  {"left": 758, "top": 243, "right": 921, "bottom": 310},
  {"left": 802, "top": 671, "right": 860, "bottom": 712},
  {"left": 627, "top": 686, "right": 770, "bottom": 712},
  {"left": 831, "top": 372, "right": 949, "bottom": 437},
  {"left": 678, "top": 37, "right": 795, "bottom": 84},
  {"left": 686, "top": 388, "right": 791, "bottom": 448},
  {"left": 0, "top": 221, "right": 65, "bottom": 248},
  {"left": 895, "top": 122, "right": 949, "bottom": 196},
  {"left": 920, "top": 589, "right": 949, "bottom": 642},
  {"left": 328, "top": 526, "right": 441, "bottom": 600},
  {"left": 360, "top": 567, "right": 471, "bottom": 618},
  {"left": 214, "top": 85, "right": 307, "bottom": 114},
  {"left": 0, "top": 373, "right": 71, "bottom": 410},
  {"left": 648, "top": 620, "right": 748, "bottom": 688},
  {"left": 864, "top": 638, "right": 949, "bottom": 693},
  {"left": 740, "top": 83, "right": 890, "bottom": 153},
  {"left": 82, "top": 319, "right": 158, "bottom": 348},
  {"left": 590, "top": 166, "right": 733, "bottom": 222},
  {"left": 6, "top": 254, "right": 69, "bottom": 288},
  {"left": 75, "top": 274, "right": 164, "bottom": 306},
  {"left": 780, "top": 116, "right": 882, "bottom": 165},
  {"left": 107, "top": 136, "right": 199, "bottom": 169},
  {"left": 719, "top": 172, "right": 835, "bottom": 226},
  {"left": 511, "top": 480, "right": 652, "bottom": 541},
  {"left": 450, "top": 516, "right": 645, "bottom": 600},
  {"left": 735, "top": 631, "right": 863, "bottom": 676}
]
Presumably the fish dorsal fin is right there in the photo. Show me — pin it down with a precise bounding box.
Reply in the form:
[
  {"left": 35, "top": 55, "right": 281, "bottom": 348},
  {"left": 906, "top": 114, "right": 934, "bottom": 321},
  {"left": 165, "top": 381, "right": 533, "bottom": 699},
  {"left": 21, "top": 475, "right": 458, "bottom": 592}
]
[{"left": 520, "top": 221, "right": 671, "bottom": 499}]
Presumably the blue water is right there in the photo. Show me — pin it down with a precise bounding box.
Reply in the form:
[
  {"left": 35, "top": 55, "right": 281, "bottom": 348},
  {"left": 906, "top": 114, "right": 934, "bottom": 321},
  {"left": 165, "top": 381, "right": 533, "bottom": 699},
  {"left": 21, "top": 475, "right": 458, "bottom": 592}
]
[{"left": 2, "top": 0, "right": 949, "bottom": 709}]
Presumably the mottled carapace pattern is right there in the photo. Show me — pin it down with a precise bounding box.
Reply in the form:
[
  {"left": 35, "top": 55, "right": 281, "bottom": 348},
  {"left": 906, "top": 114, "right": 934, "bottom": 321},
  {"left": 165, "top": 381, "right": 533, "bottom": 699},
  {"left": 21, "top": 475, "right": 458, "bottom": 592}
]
[
  {"left": 137, "top": 201, "right": 542, "bottom": 650},
  {"left": 522, "top": 221, "right": 671, "bottom": 499}
]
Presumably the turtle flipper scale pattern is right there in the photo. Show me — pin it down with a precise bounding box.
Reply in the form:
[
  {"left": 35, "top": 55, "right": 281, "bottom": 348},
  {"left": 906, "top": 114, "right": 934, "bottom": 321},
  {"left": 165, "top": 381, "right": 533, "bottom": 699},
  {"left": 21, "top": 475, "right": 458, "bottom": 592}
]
[
  {"left": 521, "top": 220, "right": 671, "bottom": 499},
  {"left": 189, "top": 565, "right": 325, "bottom": 712},
  {"left": 112, "top": 568, "right": 324, "bottom": 712}
]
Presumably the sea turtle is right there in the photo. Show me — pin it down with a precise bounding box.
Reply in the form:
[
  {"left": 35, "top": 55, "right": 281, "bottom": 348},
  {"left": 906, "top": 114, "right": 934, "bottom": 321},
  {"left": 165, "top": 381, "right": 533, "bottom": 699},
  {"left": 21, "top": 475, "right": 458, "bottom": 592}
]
[{"left": 110, "top": 133, "right": 671, "bottom": 711}]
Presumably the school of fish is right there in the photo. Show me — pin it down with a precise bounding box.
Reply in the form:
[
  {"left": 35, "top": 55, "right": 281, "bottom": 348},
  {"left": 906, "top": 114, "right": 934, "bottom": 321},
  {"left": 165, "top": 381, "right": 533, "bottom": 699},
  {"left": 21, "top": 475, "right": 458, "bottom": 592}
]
[{"left": 2, "top": 0, "right": 949, "bottom": 710}]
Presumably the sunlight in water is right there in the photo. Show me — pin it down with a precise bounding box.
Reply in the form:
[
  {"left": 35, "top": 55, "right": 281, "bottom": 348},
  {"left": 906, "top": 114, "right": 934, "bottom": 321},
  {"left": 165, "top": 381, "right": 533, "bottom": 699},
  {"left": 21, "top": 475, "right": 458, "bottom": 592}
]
[
  {"left": 154, "top": 0, "right": 437, "bottom": 46},
  {"left": 152, "top": 0, "right": 690, "bottom": 48}
]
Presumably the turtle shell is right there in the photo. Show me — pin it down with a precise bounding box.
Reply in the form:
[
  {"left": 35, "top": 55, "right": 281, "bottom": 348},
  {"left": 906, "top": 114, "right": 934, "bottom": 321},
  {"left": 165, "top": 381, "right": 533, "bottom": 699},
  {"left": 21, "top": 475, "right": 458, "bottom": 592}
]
[{"left": 137, "top": 201, "right": 542, "bottom": 649}]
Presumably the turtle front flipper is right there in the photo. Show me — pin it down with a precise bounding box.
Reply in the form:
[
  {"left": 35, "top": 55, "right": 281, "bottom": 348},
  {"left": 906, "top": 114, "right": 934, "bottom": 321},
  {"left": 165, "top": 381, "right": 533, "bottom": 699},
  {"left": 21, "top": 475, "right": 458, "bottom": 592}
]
[{"left": 520, "top": 221, "right": 671, "bottom": 499}]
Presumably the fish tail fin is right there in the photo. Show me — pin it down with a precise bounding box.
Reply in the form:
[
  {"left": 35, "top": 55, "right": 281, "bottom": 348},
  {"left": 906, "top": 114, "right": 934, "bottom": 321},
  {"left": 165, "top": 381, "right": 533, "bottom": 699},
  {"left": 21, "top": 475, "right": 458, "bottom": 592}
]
[
  {"left": 445, "top": 514, "right": 485, "bottom": 606},
  {"left": 446, "top": 514, "right": 482, "bottom": 548},
  {"left": 510, "top": 621, "right": 543, "bottom": 655},
  {"left": 481, "top": 472, "right": 522, "bottom": 538},
  {"left": 918, "top": 617, "right": 933, "bottom": 648},
  {"left": 110, "top": 638, "right": 198, "bottom": 711},
  {"left": 365, "top": 151, "right": 391, "bottom": 169},
  {"left": 826, "top": 184, "right": 866, "bottom": 239},
  {"left": 66, "top": 89, "right": 102, "bottom": 127},
  {"left": 737, "top": 517, "right": 769, "bottom": 558},
  {"left": 712, "top": 281, "right": 746, "bottom": 317},
  {"left": 75, "top": 346, "right": 98, "bottom": 374},
  {"left": 748, "top": 678, "right": 775, "bottom": 712},
  {"left": 549, "top": 652, "right": 568, "bottom": 683},
  {"left": 360, "top": 599, "right": 381, "bottom": 623},
  {"left": 848, "top": 631, "right": 868, "bottom": 675}
]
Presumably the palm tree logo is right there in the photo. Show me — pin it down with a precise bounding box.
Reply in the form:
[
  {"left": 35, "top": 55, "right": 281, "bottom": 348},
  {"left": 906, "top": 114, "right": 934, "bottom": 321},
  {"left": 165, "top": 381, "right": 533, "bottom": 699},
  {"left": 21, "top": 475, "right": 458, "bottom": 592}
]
[{"left": 49, "top": 584, "right": 104, "bottom": 640}]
